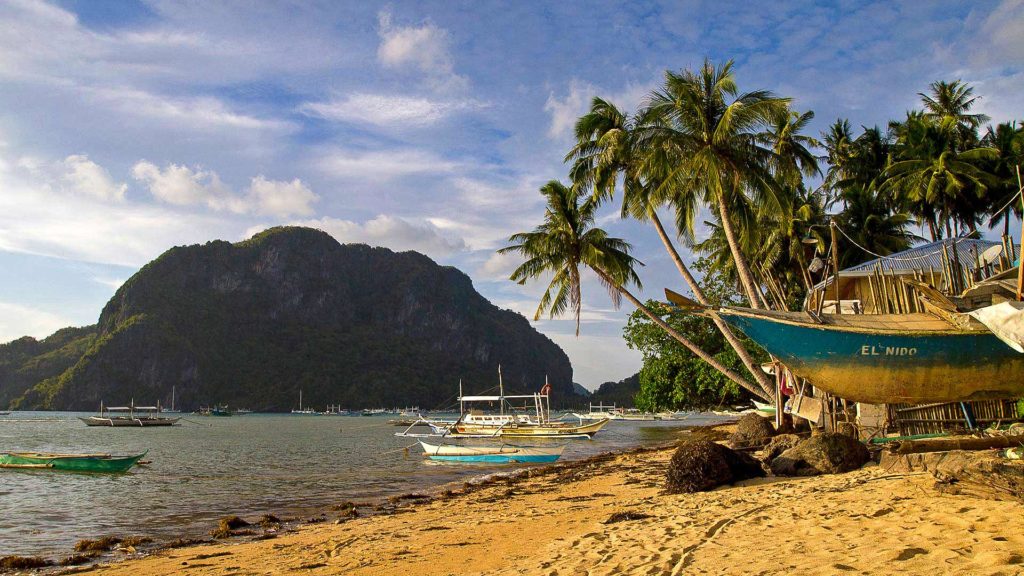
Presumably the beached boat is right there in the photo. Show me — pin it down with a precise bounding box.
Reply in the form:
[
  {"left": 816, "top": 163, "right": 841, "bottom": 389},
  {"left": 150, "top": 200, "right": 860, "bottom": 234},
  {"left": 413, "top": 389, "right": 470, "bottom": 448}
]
[
  {"left": 572, "top": 403, "right": 657, "bottom": 421},
  {"left": 707, "top": 306, "right": 1024, "bottom": 404},
  {"left": 752, "top": 401, "right": 777, "bottom": 417},
  {"left": 418, "top": 441, "right": 563, "bottom": 463},
  {"left": 80, "top": 401, "right": 180, "bottom": 427},
  {"left": 0, "top": 451, "right": 146, "bottom": 473}
]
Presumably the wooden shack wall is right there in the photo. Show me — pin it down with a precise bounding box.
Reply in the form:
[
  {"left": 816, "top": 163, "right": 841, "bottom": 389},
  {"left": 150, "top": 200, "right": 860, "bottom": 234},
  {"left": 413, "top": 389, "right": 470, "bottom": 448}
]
[{"left": 886, "top": 400, "right": 1022, "bottom": 436}]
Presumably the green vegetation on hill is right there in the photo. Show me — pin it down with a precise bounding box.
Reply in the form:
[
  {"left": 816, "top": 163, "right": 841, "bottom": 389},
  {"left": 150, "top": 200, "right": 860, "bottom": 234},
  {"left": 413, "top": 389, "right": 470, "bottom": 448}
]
[
  {"left": 8, "top": 227, "right": 575, "bottom": 411},
  {"left": 0, "top": 326, "right": 97, "bottom": 408}
]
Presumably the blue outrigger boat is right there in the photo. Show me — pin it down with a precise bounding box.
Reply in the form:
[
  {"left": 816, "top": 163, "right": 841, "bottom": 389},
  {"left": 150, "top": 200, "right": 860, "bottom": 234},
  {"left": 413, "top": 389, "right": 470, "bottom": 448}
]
[{"left": 710, "top": 306, "right": 1024, "bottom": 404}]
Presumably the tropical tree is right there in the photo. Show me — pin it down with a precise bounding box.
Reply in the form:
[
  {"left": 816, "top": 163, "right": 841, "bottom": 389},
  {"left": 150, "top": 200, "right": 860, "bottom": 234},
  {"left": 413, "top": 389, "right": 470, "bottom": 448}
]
[
  {"left": 834, "top": 185, "right": 919, "bottom": 268},
  {"left": 881, "top": 114, "right": 997, "bottom": 238},
  {"left": 919, "top": 80, "right": 990, "bottom": 148},
  {"left": 638, "top": 58, "right": 791, "bottom": 309},
  {"left": 566, "top": 96, "right": 775, "bottom": 398},
  {"left": 980, "top": 121, "right": 1024, "bottom": 236},
  {"left": 500, "top": 179, "right": 770, "bottom": 400}
]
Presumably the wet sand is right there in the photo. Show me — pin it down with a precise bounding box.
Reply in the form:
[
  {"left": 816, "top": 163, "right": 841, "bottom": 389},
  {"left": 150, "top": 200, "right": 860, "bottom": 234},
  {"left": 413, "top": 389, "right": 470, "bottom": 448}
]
[{"left": 69, "top": 430, "right": 1024, "bottom": 576}]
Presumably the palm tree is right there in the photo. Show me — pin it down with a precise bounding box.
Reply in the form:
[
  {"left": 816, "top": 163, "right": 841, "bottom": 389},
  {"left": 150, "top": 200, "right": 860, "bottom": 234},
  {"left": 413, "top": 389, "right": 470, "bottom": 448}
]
[
  {"left": 566, "top": 96, "right": 775, "bottom": 398},
  {"left": 981, "top": 121, "right": 1024, "bottom": 236},
  {"left": 834, "top": 185, "right": 919, "bottom": 268},
  {"left": 919, "top": 80, "right": 989, "bottom": 148},
  {"left": 764, "top": 109, "right": 821, "bottom": 187},
  {"left": 882, "top": 114, "right": 997, "bottom": 238},
  {"left": 500, "top": 179, "right": 770, "bottom": 400},
  {"left": 639, "top": 59, "right": 791, "bottom": 309},
  {"left": 822, "top": 119, "right": 855, "bottom": 201}
]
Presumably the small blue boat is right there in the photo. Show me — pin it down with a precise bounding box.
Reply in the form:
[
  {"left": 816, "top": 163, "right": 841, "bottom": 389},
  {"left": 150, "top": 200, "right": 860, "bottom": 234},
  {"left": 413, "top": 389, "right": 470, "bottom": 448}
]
[
  {"left": 418, "top": 441, "right": 564, "bottom": 463},
  {"left": 713, "top": 307, "right": 1024, "bottom": 404}
]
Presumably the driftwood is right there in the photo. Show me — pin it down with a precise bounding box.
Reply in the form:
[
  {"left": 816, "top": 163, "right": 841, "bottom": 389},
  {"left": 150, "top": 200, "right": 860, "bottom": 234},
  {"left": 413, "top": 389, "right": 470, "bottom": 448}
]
[
  {"left": 929, "top": 450, "right": 1024, "bottom": 502},
  {"left": 886, "top": 435, "right": 1024, "bottom": 455}
]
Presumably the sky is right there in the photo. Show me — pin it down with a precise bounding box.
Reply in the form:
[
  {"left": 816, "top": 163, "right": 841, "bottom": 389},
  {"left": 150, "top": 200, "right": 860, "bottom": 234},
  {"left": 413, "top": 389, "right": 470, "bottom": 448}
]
[{"left": 0, "top": 0, "right": 1022, "bottom": 389}]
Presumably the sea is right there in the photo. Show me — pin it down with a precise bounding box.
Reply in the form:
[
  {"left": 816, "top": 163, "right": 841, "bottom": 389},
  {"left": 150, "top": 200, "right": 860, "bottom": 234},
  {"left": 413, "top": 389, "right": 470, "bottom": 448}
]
[{"left": 0, "top": 411, "right": 733, "bottom": 558}]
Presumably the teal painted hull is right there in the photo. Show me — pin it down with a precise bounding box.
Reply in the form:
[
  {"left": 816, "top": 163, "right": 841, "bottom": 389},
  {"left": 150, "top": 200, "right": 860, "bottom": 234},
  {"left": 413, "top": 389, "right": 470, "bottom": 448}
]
[
  {"left": 0, "top": 452, "right": 145, "bottom": 473},
  {"left": 718, "top": 308, "right": 1024, "bottom": 404}
]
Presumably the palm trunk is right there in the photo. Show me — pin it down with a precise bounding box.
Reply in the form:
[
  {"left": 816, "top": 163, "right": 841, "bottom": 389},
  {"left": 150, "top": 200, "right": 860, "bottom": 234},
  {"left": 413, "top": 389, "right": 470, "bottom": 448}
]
[
  {"left": 648, "top": 210, "right": 776, "bottom": 399},
  {"left": 594, "top": 268, "right": 770, "bottom": 402},
  {"left": 716, "top": 198, "right": 765, "bottom": 310}
]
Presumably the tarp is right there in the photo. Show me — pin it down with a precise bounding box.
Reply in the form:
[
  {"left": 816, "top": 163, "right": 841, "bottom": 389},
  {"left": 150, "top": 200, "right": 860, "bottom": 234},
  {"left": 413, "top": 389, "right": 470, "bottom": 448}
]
[{"left": 968, "top": 301, "right": 1024, "bottom": 353}]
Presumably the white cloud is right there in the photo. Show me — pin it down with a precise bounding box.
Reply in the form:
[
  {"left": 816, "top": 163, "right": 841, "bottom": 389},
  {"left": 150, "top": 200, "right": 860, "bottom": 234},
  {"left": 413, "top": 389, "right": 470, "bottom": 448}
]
[
  {"left": 544, "top": 79, "right": 591, "bottom": 138},
  {"left": 62, "top": 154, "right": 127, "bottom": 201},
  {"left": 298, "top": 92, "right": 483, "bottom": 127},
  {"left": 131, "top": 160, "right": 241, "bottom": 211},
  {"left": 377, "top": 10, "right": 468, "bottom": 92},
  {"left": 248, "top": 176, "right": 318, "bottom": 218},
  {"left": 280, "top": 214, "right": 466, "bottom": 258},
  {"left": 85, "top": 86, "right": 290, "bottom": 133},
  {"left": 479, "top": 251, "right": 522, "bottom": 280},
  {"left": 0, "top": 302, "right": 74, "bottom": 343},
  {"left": 132, "top": 161, "right": 317, "bottom": 217},
  {"left": 91, "top": 276, "right": 126, "bottom": 290},
  {"left": 317, "top": 148, "right": 460, "bottom": 180}
]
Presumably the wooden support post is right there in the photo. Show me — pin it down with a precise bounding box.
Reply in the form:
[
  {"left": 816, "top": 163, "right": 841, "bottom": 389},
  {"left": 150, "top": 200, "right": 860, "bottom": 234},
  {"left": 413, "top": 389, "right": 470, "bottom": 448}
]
[{"left": 830, "top": 221, "right": 841, "bottom": 314}]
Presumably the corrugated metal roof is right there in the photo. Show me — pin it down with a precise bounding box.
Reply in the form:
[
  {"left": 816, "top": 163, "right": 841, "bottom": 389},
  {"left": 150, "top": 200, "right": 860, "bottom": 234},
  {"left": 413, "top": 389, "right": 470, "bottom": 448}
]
[{"left": 841, "top": 238, "right": 1000, "bottom": 276}]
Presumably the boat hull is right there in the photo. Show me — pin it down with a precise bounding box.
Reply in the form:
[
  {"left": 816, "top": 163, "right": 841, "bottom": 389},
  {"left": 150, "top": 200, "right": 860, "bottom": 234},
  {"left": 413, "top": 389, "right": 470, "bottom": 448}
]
[
  {"left": 418, "top": 442, "right": 563, "bottom": 463},
  {"left": 80, "top": 416, "right": 180, "bottom": 427},
  {"left": 449, "top": 418, "right": 609, "bottom": 439},
  {"left": 718, "top": 309, "right": 1024, "bottom": 404},
  {"left": 0, "top": 452, "right": 145, "bottom": 473}
]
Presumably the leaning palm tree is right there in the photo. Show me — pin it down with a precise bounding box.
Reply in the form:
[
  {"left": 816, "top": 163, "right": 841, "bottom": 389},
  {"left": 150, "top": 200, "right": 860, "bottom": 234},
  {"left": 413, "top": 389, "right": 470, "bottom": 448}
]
[
  {"left": 639, "top": 59, "right": 791, "bottom": 309},
  {"left": 500, "top": 179, "right": 769, "bottom": 400},
  {"left": 566, "top": 97, "right": 775, "bottom": 398}
]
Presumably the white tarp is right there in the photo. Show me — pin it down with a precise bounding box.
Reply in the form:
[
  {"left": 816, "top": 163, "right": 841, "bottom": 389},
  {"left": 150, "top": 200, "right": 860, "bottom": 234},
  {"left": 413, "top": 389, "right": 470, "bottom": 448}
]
[{"left": 968, "top": 301, "right": 1024, "bottom": 353}]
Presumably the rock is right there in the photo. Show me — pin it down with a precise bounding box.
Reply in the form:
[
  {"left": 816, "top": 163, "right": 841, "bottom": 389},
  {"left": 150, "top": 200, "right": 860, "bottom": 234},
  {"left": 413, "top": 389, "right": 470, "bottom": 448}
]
[
  {"left": 0, "top": 556, "right": 52, "bottom": 570},
  {"left": 761, "top": 434, "right": 803, "bottom": 462},
  {"left": 728, "top": 413, "right": 777, "bottom": 449},
  {"left": 770, "top": 433, "right": 871, "bottom": 476},
  {"left": 666, "top": 440, "right": 765, "bottom": 494}
]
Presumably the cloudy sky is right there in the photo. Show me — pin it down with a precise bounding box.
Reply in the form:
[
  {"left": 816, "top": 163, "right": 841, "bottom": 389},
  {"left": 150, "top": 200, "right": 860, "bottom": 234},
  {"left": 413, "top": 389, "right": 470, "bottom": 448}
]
[{"left": 1, "top": 0, "right": 1021, "bottom": 388}]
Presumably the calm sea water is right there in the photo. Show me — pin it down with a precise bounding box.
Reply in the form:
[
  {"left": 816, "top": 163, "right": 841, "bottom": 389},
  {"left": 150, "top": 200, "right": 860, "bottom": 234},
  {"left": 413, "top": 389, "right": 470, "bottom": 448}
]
[{"left": 0, "top": 411, "right": 732, "bottom": 558}]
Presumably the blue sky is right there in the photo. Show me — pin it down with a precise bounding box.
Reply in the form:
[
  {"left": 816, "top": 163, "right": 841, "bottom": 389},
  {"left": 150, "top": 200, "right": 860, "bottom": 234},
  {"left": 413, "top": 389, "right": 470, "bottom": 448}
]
[{"left": 1, "top": 0, "right": 1021, "bottom": 388}]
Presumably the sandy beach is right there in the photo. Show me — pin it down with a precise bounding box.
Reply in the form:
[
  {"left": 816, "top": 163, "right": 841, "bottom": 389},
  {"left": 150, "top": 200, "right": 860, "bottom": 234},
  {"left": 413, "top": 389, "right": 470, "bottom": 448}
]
[{"left": 61, "top": 426, "right": 1024, "bottom": 576}]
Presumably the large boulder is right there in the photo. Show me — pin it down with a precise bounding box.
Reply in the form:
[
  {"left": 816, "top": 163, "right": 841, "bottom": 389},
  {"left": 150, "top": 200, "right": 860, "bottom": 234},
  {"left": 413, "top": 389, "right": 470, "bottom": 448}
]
[
  {"left": 770, "top": 433, "right": 871, "bottom": 476},
  {"left": 728, "top": 413, "right": 777, "bottom": 449},
  {"left": 761, "top": 433, "right": 803, "bottom": 462},
  {"left": 666, "top": 440, "right": 765, "bottom": 494}
]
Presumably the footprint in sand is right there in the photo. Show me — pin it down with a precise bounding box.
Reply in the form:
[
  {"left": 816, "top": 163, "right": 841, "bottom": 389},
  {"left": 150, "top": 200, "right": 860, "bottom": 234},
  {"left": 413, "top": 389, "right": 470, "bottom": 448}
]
[{"left": 895, "top": 547, "right": 929, "bottom": 561}]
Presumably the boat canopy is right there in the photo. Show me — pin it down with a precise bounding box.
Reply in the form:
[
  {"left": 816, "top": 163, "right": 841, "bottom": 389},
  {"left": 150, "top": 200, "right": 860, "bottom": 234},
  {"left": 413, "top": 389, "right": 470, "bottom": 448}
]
[{"left": 459, "top": 394, "right": 541, "bottom": 401}]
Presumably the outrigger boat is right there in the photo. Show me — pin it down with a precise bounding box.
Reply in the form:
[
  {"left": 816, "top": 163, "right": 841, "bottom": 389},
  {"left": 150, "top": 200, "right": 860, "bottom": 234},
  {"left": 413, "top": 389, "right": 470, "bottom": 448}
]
[
  {"left": 405, "top": 372, "right": 610, "bottom": 440},
  {"left": 0, "top": 451, "right": 146, "bottom": 473},
  {"left": 418, "top": 441, "right": 563, "bottom": 463},
  {"left": 80, "top": 401, "right": 180, "bottom": 427},
  {"left": 666, "top": 287, "right": 1024, "bottom": 404}
]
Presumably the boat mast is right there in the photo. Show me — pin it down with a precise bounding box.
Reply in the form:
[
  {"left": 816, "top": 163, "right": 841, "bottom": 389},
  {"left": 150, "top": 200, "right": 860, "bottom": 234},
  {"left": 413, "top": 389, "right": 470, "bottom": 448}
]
[
  {"left": 498, "top": 365, "right": 504, "bottom": 417},
  {"left": 171, "top": 386, "right": 175, "bottom": 411},
  {"left": 459, "top": 379, "right": 464, "bottom": 417},
  {"left": 299, "top": 390, "right": 303, "bottom": 411}
]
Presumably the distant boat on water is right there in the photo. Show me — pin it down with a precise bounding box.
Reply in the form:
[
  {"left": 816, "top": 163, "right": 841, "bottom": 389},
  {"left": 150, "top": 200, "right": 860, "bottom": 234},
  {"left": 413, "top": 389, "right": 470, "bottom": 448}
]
[
  {"left": 0, "top": 451, "right": 146, "bottom": 473},
  {"left": 80, "top": 401, "right": 180, "bottom": 427},
  {"left": 196, "top": 405, "right": 232, "bottom": 417},
  {"left": 160, "top": 386, "right": 181, "bottom": 413},
  {"left": 291, "top": 390, "right": 317, "bottom": 414}
]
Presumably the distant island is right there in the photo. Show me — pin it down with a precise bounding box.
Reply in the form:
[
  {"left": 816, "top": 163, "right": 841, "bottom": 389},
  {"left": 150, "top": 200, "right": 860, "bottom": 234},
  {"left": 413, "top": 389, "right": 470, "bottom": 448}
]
[{"left": 0, "top": 227, "right": 576, "bottom": 411}]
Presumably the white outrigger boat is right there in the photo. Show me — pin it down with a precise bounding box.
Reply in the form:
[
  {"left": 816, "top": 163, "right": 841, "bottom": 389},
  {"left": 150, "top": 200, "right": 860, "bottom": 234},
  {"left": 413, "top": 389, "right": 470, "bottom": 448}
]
[
  {"left": 431, "top": 373, "right": 609, "bottom": 439},
  {"left": 80, "top": 400, "right": 180, "bottom": 427},
  {"left": 418, "top": 441, "right": 564, "bottom": 463}
]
